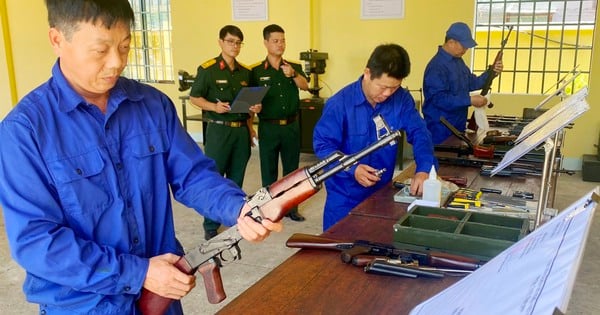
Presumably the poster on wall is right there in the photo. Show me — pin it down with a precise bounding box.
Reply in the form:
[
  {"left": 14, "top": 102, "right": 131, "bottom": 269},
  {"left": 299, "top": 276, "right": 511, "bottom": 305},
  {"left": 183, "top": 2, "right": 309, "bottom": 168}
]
[
  {"left": 361, "top": 0, "right": 405, "bottom": 20},
  {"left": 232, "top": 0, "right": 268, "bottom": 21}
]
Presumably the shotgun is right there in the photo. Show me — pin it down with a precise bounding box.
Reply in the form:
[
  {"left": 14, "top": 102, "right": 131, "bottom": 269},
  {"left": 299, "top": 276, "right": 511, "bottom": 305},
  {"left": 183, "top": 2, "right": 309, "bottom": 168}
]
[{"left": 137, "top": 114, "right": 403, "bottom": 315}]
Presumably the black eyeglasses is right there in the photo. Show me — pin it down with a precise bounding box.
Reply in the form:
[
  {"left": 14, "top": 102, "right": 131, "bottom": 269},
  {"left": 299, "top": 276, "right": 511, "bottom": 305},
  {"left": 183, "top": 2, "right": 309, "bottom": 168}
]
[{"left": 223, "top": 39, "right": 244, "bottom": 47}]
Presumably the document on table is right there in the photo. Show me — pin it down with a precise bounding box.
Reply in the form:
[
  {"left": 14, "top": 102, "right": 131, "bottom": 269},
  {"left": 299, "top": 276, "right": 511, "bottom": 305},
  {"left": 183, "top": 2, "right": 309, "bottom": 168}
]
[
  {"left": 229, "top": 86, "right": 270, "bottom": 113},
  {"left": 410, "top": 188, "right": 599, "bottom": 315}
]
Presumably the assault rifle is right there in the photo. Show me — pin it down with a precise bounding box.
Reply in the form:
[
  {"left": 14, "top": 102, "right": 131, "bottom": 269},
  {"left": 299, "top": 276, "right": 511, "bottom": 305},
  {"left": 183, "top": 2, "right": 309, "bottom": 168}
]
[
  {"left": 467, "top": 26, "right": 513, "bottom": 131},
  {"left": 480, "top": 26, "right": 513, "bottom": 103},
  {"left": 285, "top": 233, "right": 484, "bottom": 271},
  {"left": 137, "top": 114, "right": 403, "bottom": 315}
]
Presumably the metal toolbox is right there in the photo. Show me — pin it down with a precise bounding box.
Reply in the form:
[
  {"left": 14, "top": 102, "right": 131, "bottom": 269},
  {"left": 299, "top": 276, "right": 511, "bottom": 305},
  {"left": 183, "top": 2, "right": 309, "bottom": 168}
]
[{"left": 393, "top": 206, "right": 529, "bottom": 261}]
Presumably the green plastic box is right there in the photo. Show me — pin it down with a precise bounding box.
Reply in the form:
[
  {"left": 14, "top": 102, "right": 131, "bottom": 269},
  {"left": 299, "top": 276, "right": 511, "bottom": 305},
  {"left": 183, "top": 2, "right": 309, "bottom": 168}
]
[{"left": 393, "top": 206, "right": 529, "bottom": 261}]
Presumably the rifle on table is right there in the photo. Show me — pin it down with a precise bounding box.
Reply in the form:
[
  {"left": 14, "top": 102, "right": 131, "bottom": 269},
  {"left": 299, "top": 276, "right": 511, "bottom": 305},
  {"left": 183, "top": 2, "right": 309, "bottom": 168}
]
[
  {"left": 436, "top": 116, "right": 495, "bottom": 159},
  {"left": 364, "top": 258, "right": 473, "bottom": 278},
  {"left": 137, "top": 114, "right": 403, "bottom": 315},
  {"left": 285, "top": 233, "right": 484, "bottom": 273}
]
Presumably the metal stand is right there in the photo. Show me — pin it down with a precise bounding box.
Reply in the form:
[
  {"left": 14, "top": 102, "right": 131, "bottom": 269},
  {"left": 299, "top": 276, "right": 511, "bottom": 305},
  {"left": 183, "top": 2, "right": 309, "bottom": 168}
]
[
  {"left": 547, "top": 129, "right": 564, "bottom": 208},
  {"left": 535, "top": 137, "right": 555, "bottom": 229}
]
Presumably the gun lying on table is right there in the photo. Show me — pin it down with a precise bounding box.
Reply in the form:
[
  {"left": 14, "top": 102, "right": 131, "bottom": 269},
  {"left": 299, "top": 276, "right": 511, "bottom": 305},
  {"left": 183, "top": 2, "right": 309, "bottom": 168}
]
[
  {"left": 363, "top": 258, "right": 473, "bottom": 278},
  {"left": 137, "top": 114, "right": 403, "bottom": 315},
  {"left": 436, "top": 116, "right": 495, "bottom": 159},
  {"left": 285, "top": 233, "right": 484, "bottom": 273}
]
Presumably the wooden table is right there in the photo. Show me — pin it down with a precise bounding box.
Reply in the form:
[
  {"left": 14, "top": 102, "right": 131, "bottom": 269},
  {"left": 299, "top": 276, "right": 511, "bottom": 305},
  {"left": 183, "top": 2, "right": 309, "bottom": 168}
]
[{"left": 218, "top": 164, "right": 540, "bottom": 315}]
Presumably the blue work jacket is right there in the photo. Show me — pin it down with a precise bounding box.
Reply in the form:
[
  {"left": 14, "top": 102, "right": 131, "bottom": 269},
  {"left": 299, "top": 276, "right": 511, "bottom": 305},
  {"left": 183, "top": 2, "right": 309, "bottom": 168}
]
[
  {"left": 313, "top": 75, "right": 436, "bottom": 231},
  {"left": 0, "top": 60, "right": 245, "bottom": 314},
  {"left": 422, "top": 46, "right": 490, "bottom": 144}
]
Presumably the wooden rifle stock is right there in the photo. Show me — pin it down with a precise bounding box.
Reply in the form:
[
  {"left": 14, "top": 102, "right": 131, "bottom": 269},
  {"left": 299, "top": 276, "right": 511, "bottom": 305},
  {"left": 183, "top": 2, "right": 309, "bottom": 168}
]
[
  {"left": 256, "top": 168, "right": 319, "bottom": 222},
  {"left": 285, "top": 233, "right": 355, "bottom": 250}
]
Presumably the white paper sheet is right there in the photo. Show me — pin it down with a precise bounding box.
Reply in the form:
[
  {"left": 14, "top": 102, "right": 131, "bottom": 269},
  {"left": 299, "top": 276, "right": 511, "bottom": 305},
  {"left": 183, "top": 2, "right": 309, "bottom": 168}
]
[{"left": 410, "top": 188, "right": 599, "bottom": 315}]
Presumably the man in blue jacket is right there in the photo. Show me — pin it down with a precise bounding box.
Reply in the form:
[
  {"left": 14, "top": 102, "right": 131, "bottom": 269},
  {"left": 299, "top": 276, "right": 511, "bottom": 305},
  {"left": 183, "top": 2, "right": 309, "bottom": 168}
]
[
  {"left": 422, "top": 22, "right": 503, "bottom": 144},
  {"left": 313, "top": 44, "right": 437, "bottom": 231},
  {"left": 0, "top": 1, "right": 281, "bottom": 314}
]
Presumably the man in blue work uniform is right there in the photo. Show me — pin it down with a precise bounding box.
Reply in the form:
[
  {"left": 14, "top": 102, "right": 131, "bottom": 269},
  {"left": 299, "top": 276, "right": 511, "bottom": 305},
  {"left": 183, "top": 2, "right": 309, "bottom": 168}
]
[
  {"left": 250, "top": 24, "right": 309, "bottom": 222},
  {"left": 189, "top": 25, "right": 262, "bottom": 240},
  {"left": 0, "top": 1, "right": 280, "bottom": 314},
  {"left": 313, "top": 44, "right": 437, "bottom": 231},
  {"left": 422, "top": 22, "right": 503, "bottom": 144}
]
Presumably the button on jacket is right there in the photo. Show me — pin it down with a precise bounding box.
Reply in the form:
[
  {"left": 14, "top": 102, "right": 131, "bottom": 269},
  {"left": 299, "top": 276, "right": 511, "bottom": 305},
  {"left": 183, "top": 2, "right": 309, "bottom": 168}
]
[
  {"left": 313, "top": 75, "right": 437, "bottom": 231},
  {"left": 0, "top": 60, "right": 245, "bottom": 314},
  {"left": 422, "top": 46, "right": 490, "bottom": 144}
]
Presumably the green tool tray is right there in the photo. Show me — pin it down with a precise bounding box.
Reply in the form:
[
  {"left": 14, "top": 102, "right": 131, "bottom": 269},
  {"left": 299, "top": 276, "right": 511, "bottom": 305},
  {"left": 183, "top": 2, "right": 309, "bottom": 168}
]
[{"left": 393, "top": 206, "right": 529, "bottom": 261}]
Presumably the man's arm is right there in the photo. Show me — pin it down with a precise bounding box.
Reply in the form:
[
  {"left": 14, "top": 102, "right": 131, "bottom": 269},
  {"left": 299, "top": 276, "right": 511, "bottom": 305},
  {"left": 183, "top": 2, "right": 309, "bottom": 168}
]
[
  {"left": 189, "top": 96, "right": 231, "bottom": 114},
  {"left": 0, "top": 118, "right": 148, "bottom": 296},
  {"left": 397, "top": 92, "right": 437, "bottom": 195},
  {"left": 291, "top": 63, "right": 309, "bottom": 91},
  {"left": 189, "top": 65, "right": 231, "bottom": 113}
]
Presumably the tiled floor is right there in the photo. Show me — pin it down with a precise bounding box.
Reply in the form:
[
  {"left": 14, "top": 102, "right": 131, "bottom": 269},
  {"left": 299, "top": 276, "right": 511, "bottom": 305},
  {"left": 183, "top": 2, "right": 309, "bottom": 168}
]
[{"left": 0, "top": 145, "right": 598, "bottom": 314}]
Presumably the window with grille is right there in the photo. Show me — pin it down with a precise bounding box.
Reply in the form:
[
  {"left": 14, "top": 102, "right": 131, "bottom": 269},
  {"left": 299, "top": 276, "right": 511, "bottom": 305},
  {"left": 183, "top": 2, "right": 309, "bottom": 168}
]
[
  {"left": 474, "top": 0, "right": 597, "bottom": 95},
  {"left": 123, "top": 0, "right": 174, "bottom": 83}
]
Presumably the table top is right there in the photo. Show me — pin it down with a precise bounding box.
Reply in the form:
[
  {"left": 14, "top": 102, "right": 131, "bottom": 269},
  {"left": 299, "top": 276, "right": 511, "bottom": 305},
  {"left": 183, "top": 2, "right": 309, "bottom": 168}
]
[{"left": 218, "top": 164, "right": 540, "bottom": 315}]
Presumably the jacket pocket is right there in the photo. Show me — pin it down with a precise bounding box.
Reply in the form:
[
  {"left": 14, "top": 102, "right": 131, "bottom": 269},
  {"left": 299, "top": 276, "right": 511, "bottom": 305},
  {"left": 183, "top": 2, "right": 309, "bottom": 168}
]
[
  {"left": 47, "top": 149, "right": 111, "bottom": 214},
  {"left": 125, "top": 131, "right": 170, "bottom": 193}
]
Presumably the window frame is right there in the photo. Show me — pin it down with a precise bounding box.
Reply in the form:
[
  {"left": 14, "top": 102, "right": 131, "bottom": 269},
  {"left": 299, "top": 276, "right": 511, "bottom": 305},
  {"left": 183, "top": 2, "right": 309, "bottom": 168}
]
[
  {"left": 124, "top": 0, "right": 174, "bottom": 84},
  {"left": 473, "top": 0, "right": 596, "bottom": 95}
]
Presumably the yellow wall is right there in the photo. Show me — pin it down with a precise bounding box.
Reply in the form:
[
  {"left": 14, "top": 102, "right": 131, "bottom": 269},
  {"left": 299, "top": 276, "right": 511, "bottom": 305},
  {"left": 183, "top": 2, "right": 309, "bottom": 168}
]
[
  {"left": 0, "top": 0, "right": 10, "bottom": 119},
  {"left": 1, "top": 0, "right": 598, "bottom": 169}
]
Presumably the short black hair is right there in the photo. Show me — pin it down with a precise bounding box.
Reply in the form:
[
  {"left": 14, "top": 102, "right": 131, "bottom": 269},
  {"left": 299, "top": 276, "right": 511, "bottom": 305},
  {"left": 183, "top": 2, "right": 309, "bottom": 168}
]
[
  {"left": 366, "top": 44, "right": 411, "bottom": 80},
  {"left": 45, "top": 0, "right": 134, "bottom": 40},
  {"left": 219, "top": 25, "right": 244, "bottom": 41},
  {"left": 263, "top": 24, "right": 285, "bottom": 40}
]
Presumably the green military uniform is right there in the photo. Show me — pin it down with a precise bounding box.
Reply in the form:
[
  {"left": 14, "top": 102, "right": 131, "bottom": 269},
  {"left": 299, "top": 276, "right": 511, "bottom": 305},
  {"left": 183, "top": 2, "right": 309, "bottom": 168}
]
[
  {"left": 190, "top": 55, "right": 252, "bottom": 234},
  {"left": 250, "top": 59, "right": 307, "bottom": 216}
]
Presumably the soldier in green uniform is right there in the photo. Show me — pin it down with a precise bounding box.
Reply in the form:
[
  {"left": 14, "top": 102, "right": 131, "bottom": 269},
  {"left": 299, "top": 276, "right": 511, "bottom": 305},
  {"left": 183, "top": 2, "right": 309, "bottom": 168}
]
[
  {"left": 190, "top": 25, "right": 261, "bottom": 239},
  {"left": 250, "top": 24, "right": 309, "bottom": 221}
]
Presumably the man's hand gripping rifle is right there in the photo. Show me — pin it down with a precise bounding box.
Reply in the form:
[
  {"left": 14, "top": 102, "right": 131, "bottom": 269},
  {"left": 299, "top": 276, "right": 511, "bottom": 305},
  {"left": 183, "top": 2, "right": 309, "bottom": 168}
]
[
  {"left": 137, "top": 114, "right": 402, "bottom": 315},
  {"left": 480, "top": 26, "right": 513, "bottom": 108},
  {"left": 467, "top": 26, "right": 513, "bottom": 131}
]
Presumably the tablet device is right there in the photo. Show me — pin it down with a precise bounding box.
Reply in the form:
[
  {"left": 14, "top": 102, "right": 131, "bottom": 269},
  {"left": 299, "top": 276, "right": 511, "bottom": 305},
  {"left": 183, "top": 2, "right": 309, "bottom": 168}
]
[{"left": 229, "top": 86, "right": 270, "bottom": 113}]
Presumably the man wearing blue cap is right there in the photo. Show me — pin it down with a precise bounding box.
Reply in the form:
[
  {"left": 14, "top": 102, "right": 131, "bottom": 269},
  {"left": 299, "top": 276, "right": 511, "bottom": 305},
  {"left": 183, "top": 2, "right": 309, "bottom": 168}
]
[{"left": 422, "top": 22, "right": 503, "bottom": 144}]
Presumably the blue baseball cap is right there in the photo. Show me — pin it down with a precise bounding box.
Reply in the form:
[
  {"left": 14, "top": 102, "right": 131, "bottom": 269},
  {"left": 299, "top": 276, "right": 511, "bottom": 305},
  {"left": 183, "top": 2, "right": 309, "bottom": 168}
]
[{"left": 446, "top": 22, "right": 477, "bottom": 48}]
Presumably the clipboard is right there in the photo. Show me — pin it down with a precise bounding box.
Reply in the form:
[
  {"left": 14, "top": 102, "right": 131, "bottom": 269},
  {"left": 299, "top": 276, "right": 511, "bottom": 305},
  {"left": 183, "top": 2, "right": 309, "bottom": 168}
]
[{"left": 229, "top": 86, "right": 270, "bottom": 113}]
